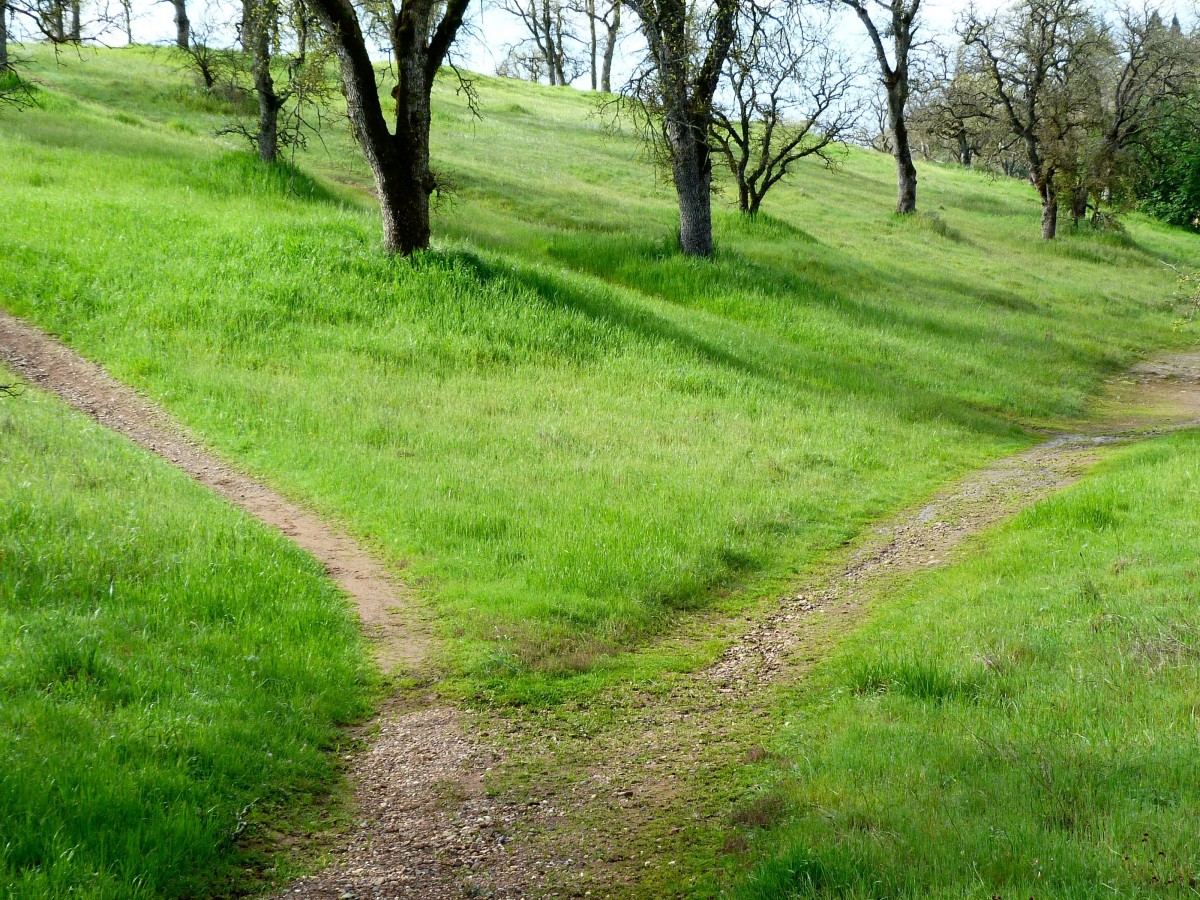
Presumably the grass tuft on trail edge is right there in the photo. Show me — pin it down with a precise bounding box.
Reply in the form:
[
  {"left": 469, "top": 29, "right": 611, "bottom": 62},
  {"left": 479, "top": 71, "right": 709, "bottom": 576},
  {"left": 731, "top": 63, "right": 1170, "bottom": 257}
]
[
  {"left": 727, "top": 431, "right": 1200, "bottom": 898},
  {"left": 0, "top": 380, "right": 374, "bottom": 899}
]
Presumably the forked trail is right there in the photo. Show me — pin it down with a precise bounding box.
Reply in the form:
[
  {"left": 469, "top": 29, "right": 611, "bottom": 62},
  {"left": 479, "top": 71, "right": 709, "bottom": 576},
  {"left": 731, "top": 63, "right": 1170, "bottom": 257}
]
[
  {"left": 0, "top": 308, "right": 428, "bottom": 674},
  {"left": 3, "top": 306, "right": 1199, "bottom": 898}
]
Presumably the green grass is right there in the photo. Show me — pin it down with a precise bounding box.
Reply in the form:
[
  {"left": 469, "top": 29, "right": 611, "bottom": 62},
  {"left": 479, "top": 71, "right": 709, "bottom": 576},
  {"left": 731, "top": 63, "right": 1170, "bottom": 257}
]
[
  {"left": 0, "top": 379, "right": 373, "bottom": 899},
  {"left": 3, "top": 45, "right": 1200, "bottom": 704},
  {"left": 729, "top": 431, "right": 1200, "bottom": 898}
]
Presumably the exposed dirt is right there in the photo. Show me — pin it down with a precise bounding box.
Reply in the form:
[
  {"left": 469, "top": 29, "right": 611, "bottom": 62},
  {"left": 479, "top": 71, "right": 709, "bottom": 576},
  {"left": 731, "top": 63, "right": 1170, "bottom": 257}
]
[
  {"left": 5, "top": 306, "right": 1200, "bottom": 899},
  {"left": 0, "top": 308, "right": 427, "bottom": 673}
]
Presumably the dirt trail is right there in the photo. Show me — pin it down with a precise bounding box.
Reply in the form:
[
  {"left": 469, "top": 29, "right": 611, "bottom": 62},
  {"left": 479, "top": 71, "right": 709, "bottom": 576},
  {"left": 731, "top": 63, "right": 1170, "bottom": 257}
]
[
  {"left": 0, "top": 308, "right": 427, "bottom": 673},
  {"left": 0, "top": 310, "right": 539, "bottom": 899},
  {"left": 5, "top": 305, "right": 1200, "bottom": 899}
]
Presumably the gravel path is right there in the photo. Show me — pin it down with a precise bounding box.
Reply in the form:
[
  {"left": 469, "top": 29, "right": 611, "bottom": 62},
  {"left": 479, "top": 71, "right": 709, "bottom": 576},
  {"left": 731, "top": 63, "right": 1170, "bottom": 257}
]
[{"left": 4, "top": 307, "right": 1198, "bottom": 899}]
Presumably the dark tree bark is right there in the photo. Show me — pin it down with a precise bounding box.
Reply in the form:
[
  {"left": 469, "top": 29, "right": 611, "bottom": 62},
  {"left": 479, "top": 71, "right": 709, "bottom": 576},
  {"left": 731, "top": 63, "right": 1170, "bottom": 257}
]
[
  {"left": 668, "top": 119, "right": 715, "bottom": 255},
  {"left": 68, "top": 0, "right": 79, "bottom": 40},
  {"left": 955, "top": 129, "right": 973, "bottom": 167},
  {"left": 625, "top": 0, "right": 738, "bottom": 256},
  {"left": 49, "top": 0, "right": 65, "bottom": 40},
  {"left": 244, "top": 0, "right": 281, "bottom": 162},
  {"left": 171, "top": 0, "right": 189, "bottom": 48},
  {"left": 121, "top": 0, "right": 131, "bottom": 41},
  {"left": 601, "top": 1, "right": 618, "bottom": 92},
  {"left": 540, "top": 0, "right": 557, "bottom": 84},
  {"left": 0, "top": 0, "right": 9, "bottom": 69},
  {"left": 310, "top": 0, "right": 470, "bottom": 254},
  {"left": 840, "top": 0, "right": 922, "bottom": 215},
  {"left": 1040, "top": 181, "right": 1058, "bottom": 239}
]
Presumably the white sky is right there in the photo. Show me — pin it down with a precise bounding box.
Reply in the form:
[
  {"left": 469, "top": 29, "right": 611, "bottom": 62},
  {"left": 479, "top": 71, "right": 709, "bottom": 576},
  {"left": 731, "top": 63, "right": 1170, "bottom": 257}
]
[{"left": 10, "top": 0, "right": 1194, "bottom": 86}]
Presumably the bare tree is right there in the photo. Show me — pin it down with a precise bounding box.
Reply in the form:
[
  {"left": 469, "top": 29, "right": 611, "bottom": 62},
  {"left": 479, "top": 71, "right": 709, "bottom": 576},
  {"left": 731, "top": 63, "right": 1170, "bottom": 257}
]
[
  {"left": 119, "top": 0, "right": 132, "bottom": 42},
  {"left": 711, "top": 2, "right": 859, "bottom": 215},
  {"left": 176, "top": 19, "right": 225, "bottom": 87},
  {"left": 8, "top": 0, "right": 116, "bottom": 43},
  {"left": 572, "top": 0, "right": 620, "bottom": 90},
  {"left": 307, "top": 0, "right": 472, "bottom": 254},
  {"left": 496, "top": 43, "right": 546, "bottom": 80},
  {"left": 962, "top": 0, "right": 1102, "bottom": 239},
  {"left": 599, "top": 0, "right": 619, "bottom": 90},
  {"left": 501, "top": 0, "right": 579, "bottom": 85},
  {"left": 241, "top": 0, "right": 282, "bottom": 160},
  {"left": 910, "top": 41, "right": 996, "bottom": 166},
  {"left": 836, "top": 0, "right": 922, "bottom": 214},
  {"left": 623, "top": 0, "right": 740, "bottom": 256},
  {"left": 227, "top": 0, "right": 337, "bottom": 162}
]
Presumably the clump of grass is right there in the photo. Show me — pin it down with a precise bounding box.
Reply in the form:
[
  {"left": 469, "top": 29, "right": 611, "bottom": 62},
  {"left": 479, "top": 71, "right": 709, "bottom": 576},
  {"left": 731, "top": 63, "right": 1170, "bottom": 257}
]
[
  {"left": 204, "top": 150, "right": 338, "bottom": 203},
  {"left": 113, "top": 110, "right": 144, "bottom": 127},
  {"left": 728, "top": 431, "right": 1200, "bottom": 897},
  {"left": 0, "top": 384, "right": 374, "bottom": 899},
  {"left": 847, "top": 654, "right": 983, "bottom": 703}
]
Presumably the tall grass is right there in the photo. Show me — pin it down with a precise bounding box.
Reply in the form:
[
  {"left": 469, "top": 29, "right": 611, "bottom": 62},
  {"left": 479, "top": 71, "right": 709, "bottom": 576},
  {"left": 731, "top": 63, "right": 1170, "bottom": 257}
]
[
  {"left": 0, "top": 382, "right": 373, "bottom": 898},
  {"left": 730, "top": 432, "right": 1200, "bottom": 897},
  {"left": 3, "top": 47, "right": 1199, "bottom": 703}
]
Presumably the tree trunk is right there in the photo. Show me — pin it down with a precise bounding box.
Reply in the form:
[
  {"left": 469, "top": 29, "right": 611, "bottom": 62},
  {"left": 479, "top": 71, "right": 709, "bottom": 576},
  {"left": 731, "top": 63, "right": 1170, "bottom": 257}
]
[
  {"left": 1039, "top": 182, "right": 1058, "bottom": 240},
  {"left": 122, "top": 0, "right": 132, "bottom": 42},
  {"left": 601, "top": 4, "right": 618, "bottom": 93},
  {"left": 68, "top": 0, "right": 80, "bottom": 41},
  {"left": 1069, "top": 187, "right": 1087, "bottom": 226},
  {"left": 889, "top": 89, "right": 917, "bottom": 214},
  {"left": 50, "top": 1, "right": 64, "bottom": 41},
  {"left": 0, "top": 0, "right": 9, "bottom": 70},
  {"left": 246, "top": 0, "right": 280, "bottom": 162},
  {"left": 587, "top": 0, "right": 597, "bottom": 91},
  {"left": 311, "top": 0, "right": 467, "bottom": 255},
  {"left": 172, "top": 0, "right": 189, "bottom": 49},
  {"left": 383, "top": 63, "right": 433, "bottom": 253},
  {"left": 956, "top": 131, "right": 973, "bottom": 167},
  {"left": 541, "top": 0, "right": 556, "bottom": 85},
  {"left": 667, "top": 119, "right": 714, "bottom": 256}
]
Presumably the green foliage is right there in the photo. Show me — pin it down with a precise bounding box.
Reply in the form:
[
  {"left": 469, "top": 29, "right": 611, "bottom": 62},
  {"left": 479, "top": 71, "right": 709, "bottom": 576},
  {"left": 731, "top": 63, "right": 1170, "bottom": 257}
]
[
  {"left": 730, "top": 432, "right": 1200, "bottom": 898},
  {"left": 1136, "top": 100, "right": 1200, "bottom": 230},
  {"left": 0, "top": 385, "right": 374, "bottom": 898}
]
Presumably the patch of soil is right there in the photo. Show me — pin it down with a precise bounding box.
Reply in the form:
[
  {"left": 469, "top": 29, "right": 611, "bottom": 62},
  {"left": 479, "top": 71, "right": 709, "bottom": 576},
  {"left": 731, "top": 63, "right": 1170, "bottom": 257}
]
[
  {"left": 5, "top": 307, "right": 1199, "bottom": 899},
  {"left": 0, "top": 309, "right": 427, "bottom": 674}
]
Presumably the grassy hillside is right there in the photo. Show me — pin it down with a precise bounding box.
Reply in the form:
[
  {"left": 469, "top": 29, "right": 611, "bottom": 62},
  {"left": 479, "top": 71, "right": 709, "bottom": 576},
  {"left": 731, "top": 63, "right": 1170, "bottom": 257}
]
[
  {"left": 0, "top": 376, "right": 373, "bottom": 899},
  {"left": 2, "top": 46, "right": 1199, "bottom": 706},
  {"left": 732, "top": 430, "right": 1200, "bottom": 898}
]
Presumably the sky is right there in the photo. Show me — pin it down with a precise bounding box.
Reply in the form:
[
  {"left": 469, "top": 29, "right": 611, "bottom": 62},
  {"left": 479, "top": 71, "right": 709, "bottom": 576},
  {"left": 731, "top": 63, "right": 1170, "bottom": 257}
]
[{"left": 10, "top": 0, "right": 1194, "bottom": 87}]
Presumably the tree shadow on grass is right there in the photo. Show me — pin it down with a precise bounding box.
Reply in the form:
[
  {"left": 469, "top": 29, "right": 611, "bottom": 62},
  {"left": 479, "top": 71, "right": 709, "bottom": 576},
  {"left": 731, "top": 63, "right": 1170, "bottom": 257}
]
[{"left": 447, "top": 246, "right": 1033, "bottom": 442}]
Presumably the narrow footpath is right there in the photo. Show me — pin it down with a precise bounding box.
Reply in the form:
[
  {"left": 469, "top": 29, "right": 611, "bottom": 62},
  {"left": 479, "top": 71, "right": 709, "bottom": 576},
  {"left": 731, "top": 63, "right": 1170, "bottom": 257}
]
[{"left": 4, "top": 307, "right": 1198, "bottom": 898}]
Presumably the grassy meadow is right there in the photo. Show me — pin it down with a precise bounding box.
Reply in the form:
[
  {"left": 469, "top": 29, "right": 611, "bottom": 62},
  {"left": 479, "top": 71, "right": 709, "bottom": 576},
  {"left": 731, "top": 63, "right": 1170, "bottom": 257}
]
[
  {"left": 4, "top": 45, "right": 1200, "bottom": 701},
  {"left": 731, "top": 430, "right": 1200, "bottom": 898},
  {"left": 4, "top": 40, "right": 1200, "bottom": 899},
  {"left": 0, "top": 376, "right": 373, "bottom": 898}
]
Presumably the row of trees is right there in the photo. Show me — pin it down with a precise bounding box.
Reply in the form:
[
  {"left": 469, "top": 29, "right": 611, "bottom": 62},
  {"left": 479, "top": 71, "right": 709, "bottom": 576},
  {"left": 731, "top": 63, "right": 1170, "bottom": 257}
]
[
  {"left": 3, "top": 0, "right": 1198, "bottom": 257},
  {"left": 503, "top": 0, "right": 1199, "bottom": 253},
  {"left": 910, "top": 3, "right": 1198, "bottom": 238},
  {"left": 499, "top": 0, "right": 622, "bottom": 91}
]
